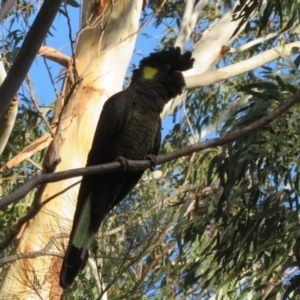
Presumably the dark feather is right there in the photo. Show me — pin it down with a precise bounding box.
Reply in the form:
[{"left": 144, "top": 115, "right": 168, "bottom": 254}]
[{"left": 60, "top": 47, "right": 194, "bottom": 288}]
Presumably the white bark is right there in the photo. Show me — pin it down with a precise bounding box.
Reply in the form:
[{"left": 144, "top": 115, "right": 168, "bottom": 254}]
[
  {"left": 0, "top": 1, "right": 143, "bottom": 299},
  {"left": 0, "top": 58, "right": 18, "bottom": 156},
  {"left": 229, "top": 30, "right": 282, "bottom": 53},
  {"left": 162, "top": 2, "right": 247, "bottom": 119},
  {"left": 175, "top": 0, "right": 210, "bottom": 49},
  {"left": 185, "top": 41, "right": 300, "bottom": 89}
]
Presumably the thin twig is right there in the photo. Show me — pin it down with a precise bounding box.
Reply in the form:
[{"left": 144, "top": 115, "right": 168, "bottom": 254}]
[
  {"left": 42, "top": 54, "right": 60, "bottom": 98},
  {"left": 230, "top": 30, "right": 282, "bottom": 53},
  {"left": 38, "top": 46, "right": 72, "bottom": 68},
  {"left": 63, "top": 0, "right": 77, "bottom": 79},
  {"left": 0, "top": 233, "right": 67, "bottom": 265},
  {"left": 0, "top": 180, "right": 81, "bottom": 250},
  {"left": 25, "top": 74, "right": 55, "bottom": 137},
  {"left": 183, "top": 98, "right": 197, "bottom": 143},
  {"left": 6, "top": 143, "right": 43, "bottom": 170}
]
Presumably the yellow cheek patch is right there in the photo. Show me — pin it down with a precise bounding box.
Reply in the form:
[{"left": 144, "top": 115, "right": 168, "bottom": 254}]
[{"left": 143, "top": 66, "right": 158, "bottom": 79}]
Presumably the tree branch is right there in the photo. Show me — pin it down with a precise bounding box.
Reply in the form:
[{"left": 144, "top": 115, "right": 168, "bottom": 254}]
[
  {"left": 0, "top": 0, "right": 17, "bottom": 21},
  {"left": 1, "top": 133, "right": 52, "bottom": 171},
  {"left": 174, "top": 0, "right": 194, "bottom": 49},
  {"left": 1, "top": 90, "right": 299, "bottom": 210},
  {"left": 6, "top": 143, "right": 43, "bottom": 171},
  {"left": 25, "top": 74, "right": 55, "bottom": 137},
  {"left": 229, "top": 30, "right": 282, "bottom": 53},
  {"left": 38, "top": 46, "right": 72, "bottom": 68},
  {"left": 175, "top": 0, "right": 210, "bottom": 48},
  {"left": 0, "top": 0, "right": 63, "bottom": 117},
  {"left": 185, "top": 41, "right": 300, "bottom": 89},
  {"left": 0, "top": 95, "right": 18, "bottom": 156}
]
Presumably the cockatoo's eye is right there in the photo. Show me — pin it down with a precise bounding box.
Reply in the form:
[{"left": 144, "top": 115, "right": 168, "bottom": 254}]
[{"left": 163, "top": 64, "right": 170, "bottom": 71}]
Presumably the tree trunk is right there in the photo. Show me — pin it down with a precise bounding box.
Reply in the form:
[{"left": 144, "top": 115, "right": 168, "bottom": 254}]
[{"left": 0, "top": 1, "right": 143, "bottom": 299}]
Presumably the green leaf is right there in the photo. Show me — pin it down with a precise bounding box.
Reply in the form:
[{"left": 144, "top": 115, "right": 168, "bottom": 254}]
[{"left": 66, "top": 0, "right": 80, "bottom": 8}]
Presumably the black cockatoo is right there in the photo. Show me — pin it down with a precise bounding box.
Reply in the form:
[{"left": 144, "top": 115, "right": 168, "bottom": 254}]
[{"left": 60, "top": 47, "right": 194, "bottom": 288}]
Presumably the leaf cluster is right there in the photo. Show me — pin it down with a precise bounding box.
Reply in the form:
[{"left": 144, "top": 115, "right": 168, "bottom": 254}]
[{"left": 182, "top": 63, "right": 300, "bottom": 298}]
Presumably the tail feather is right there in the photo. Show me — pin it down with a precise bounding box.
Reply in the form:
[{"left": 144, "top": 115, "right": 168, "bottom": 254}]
[
  {"left": 60, "top": 195, "right": 94, "bottom": 289},
  {"left": 60, "top": 175, "right": 128, "bottom": 288},
  {"left": 60, "top": 246, "right": 88, "bottom": 289},
  {"left": 60, "top": 232, "right": 94, "bottom": 288}
]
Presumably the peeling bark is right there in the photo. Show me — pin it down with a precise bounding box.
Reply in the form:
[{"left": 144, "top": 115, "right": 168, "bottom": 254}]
[
  {"left": 0, "top": 1, "right": 143, "bottom": 298},
  {"left": 0, "top": 95, "right": 18, "bottom": 156}
]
